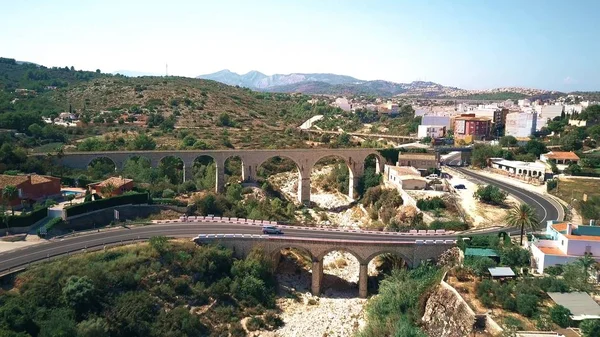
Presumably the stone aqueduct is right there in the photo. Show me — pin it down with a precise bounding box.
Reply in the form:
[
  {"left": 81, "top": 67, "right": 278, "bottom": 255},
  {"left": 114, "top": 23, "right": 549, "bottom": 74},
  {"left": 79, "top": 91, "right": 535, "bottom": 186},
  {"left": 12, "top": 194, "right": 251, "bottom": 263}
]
[
  {"left": 55, "top": 149, "right": 386, "bottom": 204},
  {"left": 195, "top": 237, "right": 454, "bottom": 298}
]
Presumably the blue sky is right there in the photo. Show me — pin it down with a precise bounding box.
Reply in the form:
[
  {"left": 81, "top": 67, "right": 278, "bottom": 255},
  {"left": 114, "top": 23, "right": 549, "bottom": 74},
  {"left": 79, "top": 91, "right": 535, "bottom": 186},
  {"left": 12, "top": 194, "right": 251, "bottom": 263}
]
[{"left": 2, "top": 0, "right": 599, "bottom": 91}]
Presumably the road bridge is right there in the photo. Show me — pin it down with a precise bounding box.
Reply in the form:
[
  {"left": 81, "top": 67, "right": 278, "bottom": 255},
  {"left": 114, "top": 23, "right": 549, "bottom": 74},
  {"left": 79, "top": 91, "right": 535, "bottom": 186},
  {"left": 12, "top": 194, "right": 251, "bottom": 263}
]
[
  {"left": 52, "top": 149, "right": 386, "bottom": 204},
  {"left": 194, "top": 235, "right": 453, "bottom": 298}
]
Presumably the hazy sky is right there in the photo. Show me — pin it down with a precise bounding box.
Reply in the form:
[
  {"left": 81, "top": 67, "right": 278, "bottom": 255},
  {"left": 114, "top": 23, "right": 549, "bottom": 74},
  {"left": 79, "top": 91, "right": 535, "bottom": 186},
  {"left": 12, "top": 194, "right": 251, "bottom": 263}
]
[{"left": 2, "top": 0, "right": 599, "bottom": 91}]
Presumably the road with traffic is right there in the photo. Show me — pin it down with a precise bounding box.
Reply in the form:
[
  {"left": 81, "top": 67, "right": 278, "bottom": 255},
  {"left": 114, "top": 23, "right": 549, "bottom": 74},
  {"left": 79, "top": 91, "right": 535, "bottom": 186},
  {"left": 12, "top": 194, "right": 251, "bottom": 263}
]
[{"left": 0, "top": 169, "right": 563, "bottom": 277}]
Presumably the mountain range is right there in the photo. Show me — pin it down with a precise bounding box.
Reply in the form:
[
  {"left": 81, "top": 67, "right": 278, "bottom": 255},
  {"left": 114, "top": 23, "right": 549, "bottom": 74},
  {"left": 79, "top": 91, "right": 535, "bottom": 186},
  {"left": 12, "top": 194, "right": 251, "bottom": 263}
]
[{"left": 197, "top": 70, "right": 558, "bottom": 99}]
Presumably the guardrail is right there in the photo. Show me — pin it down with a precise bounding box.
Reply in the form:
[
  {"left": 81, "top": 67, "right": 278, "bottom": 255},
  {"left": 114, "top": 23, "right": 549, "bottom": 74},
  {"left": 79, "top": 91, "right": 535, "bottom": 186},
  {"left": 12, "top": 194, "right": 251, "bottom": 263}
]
[
  {"left": 152, "top": 216, "right": 457, "bottom": 237},
  {"left": 191, "top": 234, "right": 456, "bottom": 245}
]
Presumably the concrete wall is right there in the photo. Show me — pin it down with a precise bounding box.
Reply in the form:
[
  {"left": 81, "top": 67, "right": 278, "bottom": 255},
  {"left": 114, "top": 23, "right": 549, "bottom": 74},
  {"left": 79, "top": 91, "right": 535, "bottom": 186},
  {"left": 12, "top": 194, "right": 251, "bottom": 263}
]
[
  {"left": 62, "top": 204, "right": 186, "bottom": 232},
  {"left": 54, "top": 149, "right": 386, "bottom": 205}
]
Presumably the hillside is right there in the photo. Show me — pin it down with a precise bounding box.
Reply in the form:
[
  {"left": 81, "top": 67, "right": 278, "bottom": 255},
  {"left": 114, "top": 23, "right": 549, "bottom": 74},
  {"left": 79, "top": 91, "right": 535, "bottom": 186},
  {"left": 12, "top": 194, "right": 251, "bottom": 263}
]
[{"left": 0, "top": 58, "right": 326, "bottom": 150}]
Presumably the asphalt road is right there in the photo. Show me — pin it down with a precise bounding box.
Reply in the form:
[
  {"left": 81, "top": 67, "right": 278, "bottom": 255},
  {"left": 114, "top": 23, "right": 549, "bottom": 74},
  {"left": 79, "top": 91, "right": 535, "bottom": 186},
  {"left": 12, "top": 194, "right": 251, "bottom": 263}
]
[
  {"left": 0, "top": 169, "right": 563, "bottom": 276},
  {"left": 0, "top": 222, "right": 459, "bottom": 276},
  {"left": 453, "top": 167, "right": 562, "bottom": 225}
]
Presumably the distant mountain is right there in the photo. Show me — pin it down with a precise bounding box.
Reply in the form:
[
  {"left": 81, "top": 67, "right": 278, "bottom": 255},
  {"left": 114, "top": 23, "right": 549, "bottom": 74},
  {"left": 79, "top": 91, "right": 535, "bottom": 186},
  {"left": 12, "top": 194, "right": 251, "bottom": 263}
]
[{"left": 197, "top": 69, "right": 560, "bottom": 98}]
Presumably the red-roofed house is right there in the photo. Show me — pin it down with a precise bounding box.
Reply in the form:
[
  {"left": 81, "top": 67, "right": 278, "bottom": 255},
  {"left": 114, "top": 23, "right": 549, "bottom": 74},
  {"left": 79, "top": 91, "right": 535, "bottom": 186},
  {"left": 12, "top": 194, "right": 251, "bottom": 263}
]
[
  {"left": 540, "top": 151, "right": 580, "bottom": 172},
  {"left": 0, "top": 174, "right": 61, "bottom": 207},
  {"left": 89, "top": 176, "right": 134, "bottom": 197}
]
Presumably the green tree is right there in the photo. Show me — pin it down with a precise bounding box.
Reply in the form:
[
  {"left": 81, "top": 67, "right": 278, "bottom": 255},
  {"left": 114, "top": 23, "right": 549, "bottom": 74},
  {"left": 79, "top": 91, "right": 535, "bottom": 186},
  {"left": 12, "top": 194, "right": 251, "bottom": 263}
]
[
  {"left": 129, "top": 134, "right": 156, "bottom": 150},
  {"left": 560, "top": 132, "right": 583, "bottom": 151},
  {"left": 516, "top": 293, "right": 539, "bottom": 317},
  {"left": 2, "top": 185, "right": 19, "bottom": 216},
  {"left": 38, "top": 308, "right": 77, "bottom": 337},
  {"left": 62, "top": 275, "right": 96, "bottom": 314},
  {"left": 505, "top": 203, "right": 539, "bottom": 245},
  {"left": 576, "top": 254, "right": 596, "bottom": 281},
  {"left": 474, "top": 185, "right": 507, "bottom": 205},
  {"left": 217, "top": 113, "right": 233, "bottom": 127},
  {"left": 149, "top": 236, "right": 168, "bottom": 253},
  {"left": 525, "top": 139, "right": 547, "bottom": 157},
  {"left": 549, "top": 305, "right": 572, "bottom": 328},
  {"left": 581, "top": 319, "right": 600, "bottom": 337},
  {"left": 499, "top": 135, "right": 518, "bottom": 147}
]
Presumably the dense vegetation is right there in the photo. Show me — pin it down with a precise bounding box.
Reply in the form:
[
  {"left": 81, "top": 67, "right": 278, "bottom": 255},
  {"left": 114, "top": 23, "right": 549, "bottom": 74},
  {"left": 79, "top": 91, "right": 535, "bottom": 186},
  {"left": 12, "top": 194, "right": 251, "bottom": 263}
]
[
  {"left": 0, "top": 240, "right": 281, "bottom": 337},
  {"left": 358, "top": 265, "right": 443, "bottom": 337}
]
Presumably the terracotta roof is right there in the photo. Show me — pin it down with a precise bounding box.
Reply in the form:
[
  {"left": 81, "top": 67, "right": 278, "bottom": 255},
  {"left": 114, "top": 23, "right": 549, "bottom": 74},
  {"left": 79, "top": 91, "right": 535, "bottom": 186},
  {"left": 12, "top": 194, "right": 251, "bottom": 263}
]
[
  {"left": 31, "top": 175, "right": 55, "bottom": 184},
  {"left": 0, "top": 175, "right": 29, "bottom": 189},
  {"left": 399, "top": 153, "right": 437, "bottom": 160},
  {"left": 564, "top": 234, "right": 600, "bottom": 242},
  {"left": 552, "top": 223, "right": 569, "bottom": 232},
  {"left": 96, "top": 176, "right": 133, "bottom": 188},
  {"left": 538, "top": 246, "right": 566, "bottom": 256},
  {"left": 545, "top": 151, "right": 580, "bottom": 161}
]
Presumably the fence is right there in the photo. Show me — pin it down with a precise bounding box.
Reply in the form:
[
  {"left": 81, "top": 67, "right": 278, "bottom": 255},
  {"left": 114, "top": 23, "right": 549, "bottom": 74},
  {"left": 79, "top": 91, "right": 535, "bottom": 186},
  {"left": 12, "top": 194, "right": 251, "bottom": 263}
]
[{"left": 64, "top": 193, "right": 149, "bottom": 218}]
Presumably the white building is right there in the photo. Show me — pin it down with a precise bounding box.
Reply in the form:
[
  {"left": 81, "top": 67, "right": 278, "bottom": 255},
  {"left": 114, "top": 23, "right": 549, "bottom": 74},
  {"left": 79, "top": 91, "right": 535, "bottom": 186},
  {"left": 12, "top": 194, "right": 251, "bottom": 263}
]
[
  {"left": 535, "top": 104, "right": 563, "bottom": 122},
  {"left": 540, "top": 151, "right": 580, "bottom": 172},
  {"left": 505, "top": 112, "right": 537, "bottom": 138},
  {"left": 531, "top": 221, "right": 600, "bottom": 274},
  {"left": 489, "top": 158, "right": 546, "bottom": 179},
  {"left": 384, "top": 165, "right": 428, "bottom": 190},
  {"left": 417, "top": 125, "right": 446, "bottom": 139},
  {"left": 334, "top": 97, "right": 351, "bottom": 112}
]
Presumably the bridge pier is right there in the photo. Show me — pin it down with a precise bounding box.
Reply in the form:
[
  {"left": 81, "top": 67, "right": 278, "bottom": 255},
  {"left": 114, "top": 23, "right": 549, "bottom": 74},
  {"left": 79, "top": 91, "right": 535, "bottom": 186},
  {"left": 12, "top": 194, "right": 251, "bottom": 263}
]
[
  {"left": 216, "top": 162, "right": 225, "bottom": 193},
  {"left": 358, "top": 263, "right": 368, "bottom": 298},
  {"left": 183, "top": 162, "right": 193, "bottom": 183},
  {"left": 298, "top": 175, "right": 311, "bottom": 205},
  {"left": 311, "top": 259, "right": 323, "bottom": 296}
]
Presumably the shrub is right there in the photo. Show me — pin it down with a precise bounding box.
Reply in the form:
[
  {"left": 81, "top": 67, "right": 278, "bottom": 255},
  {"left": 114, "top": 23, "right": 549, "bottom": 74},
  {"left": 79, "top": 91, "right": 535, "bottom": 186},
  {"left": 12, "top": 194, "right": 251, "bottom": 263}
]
[
  {"left": 162, "top": 189, "right": 175, "bottom": 198},
  {"left": 550, "top": 305, "right": 572, "bottom": 328},
  {"left": 547, "top": 179, "right": 558, "bottom": 192},
  {"left": 430, "top": 220, "right": 469, "bottom": 231},
  {"left": 474, "top": 185, "right": 507, "bottom": 205},
  {"left": 417, "top": 197, "right": 446, "bottom": 211},
  {"left": 516, "top": 293, "right": 539, "bottom": 317},
  {"left": 545, "top": 265, "right": 564, "bottom": 276},
  {"left": 464, "top": 256, "right": 497, "bottom": 276},
  {"left": 263, "top": 311, "right": 284, "bottom": 329},
  {"left": 246, "top": 317, "right": 265, "bottom": 331}
]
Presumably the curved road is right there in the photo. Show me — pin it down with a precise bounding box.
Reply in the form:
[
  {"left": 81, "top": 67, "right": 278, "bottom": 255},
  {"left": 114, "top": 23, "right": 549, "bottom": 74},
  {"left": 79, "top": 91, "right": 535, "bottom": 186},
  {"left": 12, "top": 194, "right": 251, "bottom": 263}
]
[
  {"left": 453, "top": 167, "right": 562, "bottom": 225},
  {"left": 0, "top": 169, "right": 562, "bottom": 276}
]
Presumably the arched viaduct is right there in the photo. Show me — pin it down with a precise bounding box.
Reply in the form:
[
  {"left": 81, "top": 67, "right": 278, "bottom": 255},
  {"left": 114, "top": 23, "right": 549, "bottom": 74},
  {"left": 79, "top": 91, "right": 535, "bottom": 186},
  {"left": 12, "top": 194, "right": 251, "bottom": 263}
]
[
  {"left": 194, "top": 236, "right": 454, "bottom": 298},
  {"left": 54, "top": 149, "right": 386, "bottom": 204}
]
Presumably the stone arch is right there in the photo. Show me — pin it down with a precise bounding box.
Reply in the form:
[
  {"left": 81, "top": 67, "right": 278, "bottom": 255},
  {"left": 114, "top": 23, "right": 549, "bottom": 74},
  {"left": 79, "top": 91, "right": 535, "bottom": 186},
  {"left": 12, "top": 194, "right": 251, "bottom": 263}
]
[
  {"left": 317, "top": 246, "right": 364, "bottom": 264},
  {"left": 365, "top": 250, "right": 413, "bottom": 269},
  {"left": 87, "top": 157, "right": 117, "bottom": 180},
  {"left": 224, "top": 155, "right": 245, "bottom": 184},
  {"left": 268, "top": 244, "right": 314, "bottom": 262},
  {"left": 256, "top": 155, "right": 304, "bottom": 203},
  {"left": 157, "top": 155, "right": 185, "bottom": 184},
  {"left": 87, "top": 156, "right": 117, "bottom": 170},
  {"left": 120, "top": 155, "right": 153, "bottom": 182},
  {"left": 311, "top": 154, "right": 356, "bottom": 200},
  {"left": 363, "top": 152, "right": 385, "bottom": 174},
  {"left": 192, "top": 154, "right": 218, "bottom": 192}
]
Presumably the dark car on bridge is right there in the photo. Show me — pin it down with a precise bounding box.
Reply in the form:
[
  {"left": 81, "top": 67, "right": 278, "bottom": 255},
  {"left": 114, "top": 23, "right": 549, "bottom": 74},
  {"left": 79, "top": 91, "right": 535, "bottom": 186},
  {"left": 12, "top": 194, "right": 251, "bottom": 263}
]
[{"left": 262, "top": 226, "right": 283, "bottom": 235}]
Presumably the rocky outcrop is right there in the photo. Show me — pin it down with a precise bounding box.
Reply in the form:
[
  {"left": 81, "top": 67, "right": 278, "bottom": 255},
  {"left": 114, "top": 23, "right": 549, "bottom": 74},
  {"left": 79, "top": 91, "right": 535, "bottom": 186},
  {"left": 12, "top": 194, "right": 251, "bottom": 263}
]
[{"left": 422, "top": 281, "right": 476, "bottom": 337}]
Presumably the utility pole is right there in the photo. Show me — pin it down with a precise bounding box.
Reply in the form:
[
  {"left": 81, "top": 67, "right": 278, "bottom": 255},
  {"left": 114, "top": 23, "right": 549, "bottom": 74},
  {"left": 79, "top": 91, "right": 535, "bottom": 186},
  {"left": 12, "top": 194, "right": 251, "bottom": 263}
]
[{"left": 166, "top": 63, "right": 168, "bottom": 77}]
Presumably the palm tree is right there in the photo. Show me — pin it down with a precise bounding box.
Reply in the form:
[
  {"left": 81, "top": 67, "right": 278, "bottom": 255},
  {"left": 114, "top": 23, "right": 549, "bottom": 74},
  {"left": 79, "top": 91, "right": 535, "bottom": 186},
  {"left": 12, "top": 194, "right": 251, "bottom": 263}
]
[
  {"left": 505, "top": 203, "right": 540, "bottom": 245},
  {"left": 576, "top": 254, "right": 596, "bottom": 282},
  {"left": 2, "top": 185, "right": 19, "bottom": 216}
]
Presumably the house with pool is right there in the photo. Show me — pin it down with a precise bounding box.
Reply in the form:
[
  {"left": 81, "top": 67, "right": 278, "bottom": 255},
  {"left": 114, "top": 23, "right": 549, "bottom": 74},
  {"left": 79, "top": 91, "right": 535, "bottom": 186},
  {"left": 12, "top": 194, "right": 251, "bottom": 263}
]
[{"left": 531, "top": 220, "right": 600, "bottom": 274}]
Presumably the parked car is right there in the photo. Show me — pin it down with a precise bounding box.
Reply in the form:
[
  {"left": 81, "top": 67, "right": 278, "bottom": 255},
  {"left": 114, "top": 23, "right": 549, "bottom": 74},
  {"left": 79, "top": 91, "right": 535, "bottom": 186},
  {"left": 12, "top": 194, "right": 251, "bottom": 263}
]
[
  {"left": 262, "top": 226, "right": 283, "bottom": 235},
  {"left": 453, "top": 184, "right": 466, "bottom": 189},
  {"left": 426, "top": 174, "right": 439, "bottom": 179}
]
